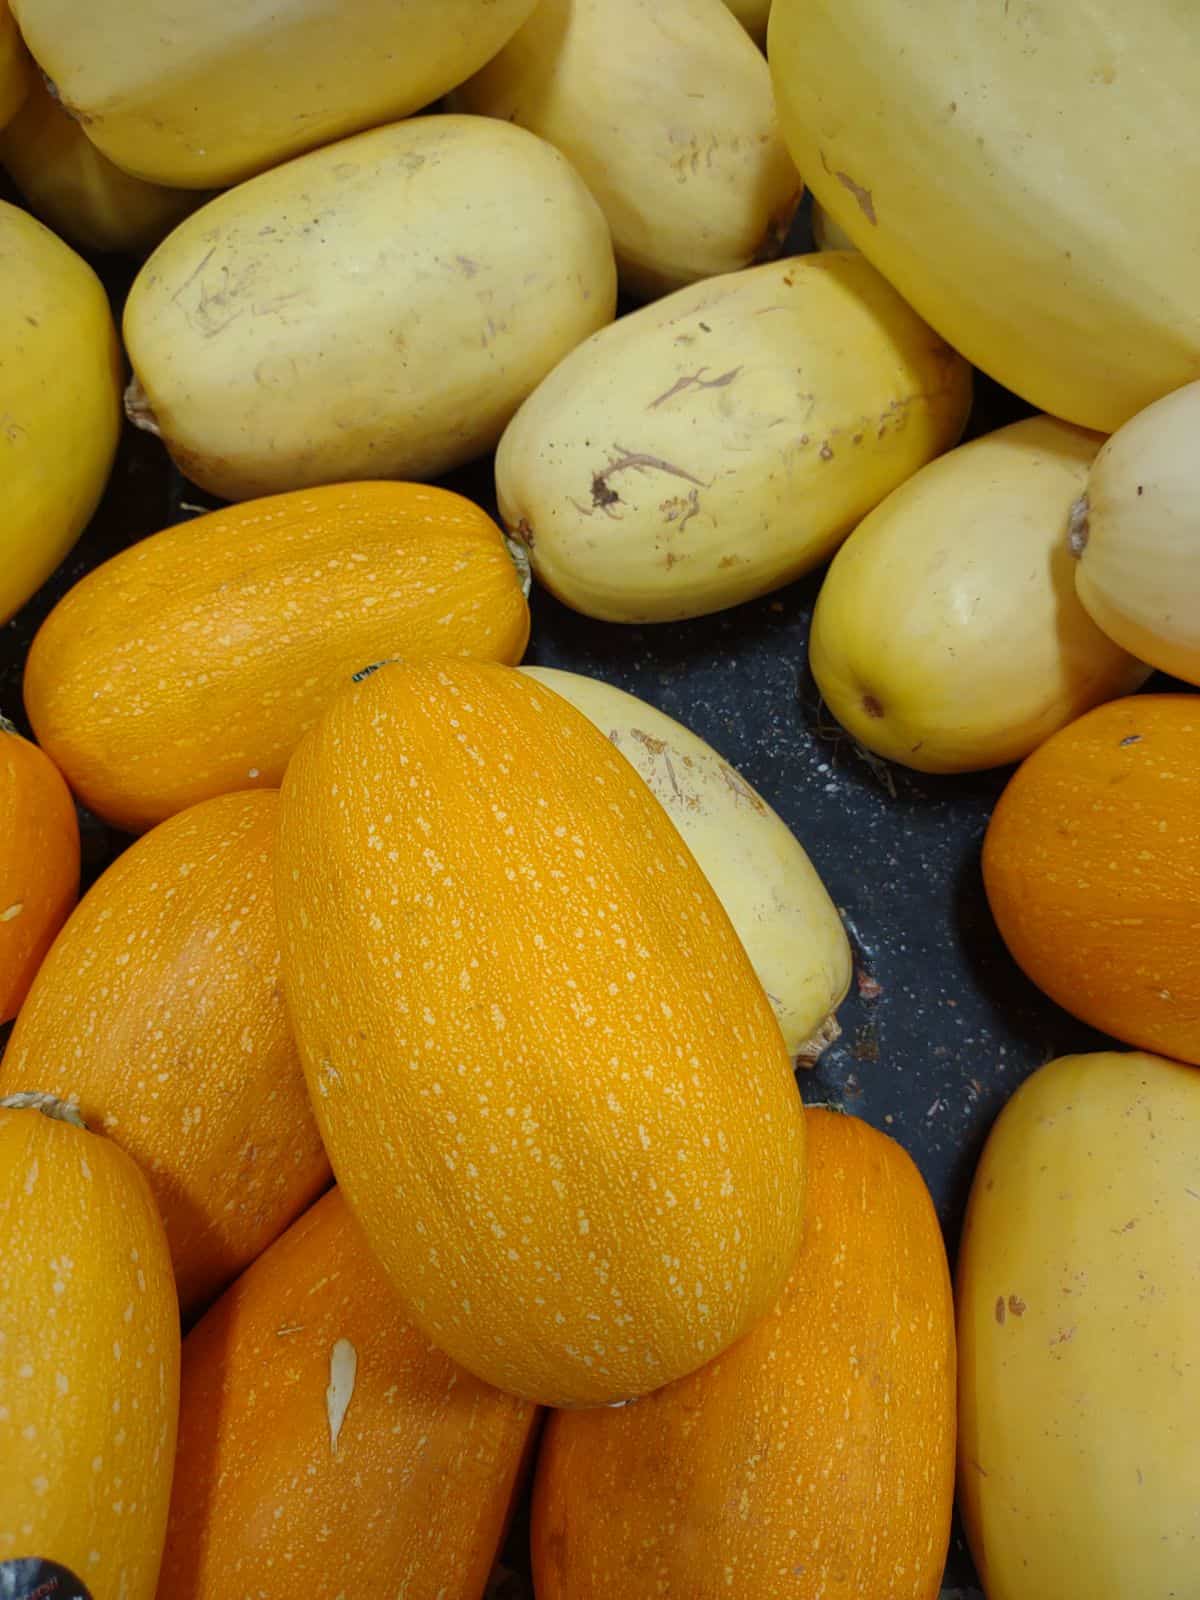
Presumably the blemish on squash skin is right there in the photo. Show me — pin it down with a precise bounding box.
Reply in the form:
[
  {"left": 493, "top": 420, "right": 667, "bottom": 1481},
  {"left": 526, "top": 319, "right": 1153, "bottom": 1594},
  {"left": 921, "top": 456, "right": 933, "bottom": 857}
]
[
  {"left": 835, "top": 171, "right": 877, "bottom": 225},
  {"left": 591, "top": 473, "right": 621, "bottom": 510},
  {"left": 862, "top": 695, "right": 885, "bottom": 720},
  {"left": 326, "top": 1336, "right": 357, "bottom": 1453},
  {"left": 660, "top": 489, "right": 701, "bottom": 534},
  {"left": 817, "top": 147, "right": 878, "bottom": 225},
  {"left": 648, "top": 366, "right": 742, "bottom": 410},
  {"left": 1007, "top": 1295, "right": 1026, "bottom": 1317},
  {"left": 994, "top": 1296, "right": 1006, "bottom": 1325},
  {"left": 590, "top": 446, "right": 707, "bottom": 513}
]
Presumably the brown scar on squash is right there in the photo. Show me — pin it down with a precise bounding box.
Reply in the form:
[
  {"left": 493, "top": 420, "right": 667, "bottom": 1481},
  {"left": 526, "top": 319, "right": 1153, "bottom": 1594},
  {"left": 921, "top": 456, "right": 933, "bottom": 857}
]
[
  {"left": 817, "top": 147, "right": 878, "bottom": 224},
  {"left": 719, "top": 764, "right": 766, "bottom": 813},
  {"left": 660, "top": 488, "right": 701, "bottom": 534},
  {"left": 648, "top": 366, "right": 743, "bottom": 409},
  {"left": 630, "top": 729, "right": 686, "bottom": 805},
  {"left": 836, "top": 171, "right": 877, "bottom": 224},
  {"left": 590, "top": 444, "right": 708, "bottom": 513},
  {"left": 591, "top": 474, "right": 621, "bottom": 510}
]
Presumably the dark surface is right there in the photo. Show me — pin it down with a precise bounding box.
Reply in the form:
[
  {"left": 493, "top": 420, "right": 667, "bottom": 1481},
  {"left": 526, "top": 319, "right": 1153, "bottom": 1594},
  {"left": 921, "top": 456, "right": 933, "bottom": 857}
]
[{"left": 1, "top": 201, "right": 1134, "bottom": 1597}]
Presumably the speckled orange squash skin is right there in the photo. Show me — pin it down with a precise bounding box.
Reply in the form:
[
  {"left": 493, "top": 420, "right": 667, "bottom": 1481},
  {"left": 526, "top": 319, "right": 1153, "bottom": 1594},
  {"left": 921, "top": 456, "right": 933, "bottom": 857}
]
[
  {"left": 0, "top": 1097, "right": 180, "bottom": 1597},
  {"left": 24, "top": 480, "right": 531, "bottom": 833},
  {"left": 275, "top": 659, "right": 807, "bottom": 1407},
  {"left": 157, "top": 1185, "right": 538, "bottom": 1600},
  {"left": 531, "top": 1109, "right": 956, "bottom": 1599},
  {"left": 983, "top": 695, "right": 1200, "bottom": 1064},
  {"left": 0, "top": 719, "right": 79, "bottom": 1022},
  {"left": 1, "top": 790, "right": 330, "bottom": 1318}
]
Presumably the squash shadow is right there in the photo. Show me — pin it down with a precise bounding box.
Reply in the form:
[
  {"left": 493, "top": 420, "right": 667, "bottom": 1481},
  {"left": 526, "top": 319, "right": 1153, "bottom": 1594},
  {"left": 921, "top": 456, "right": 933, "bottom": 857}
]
[{"left": 943, "top": 843, "right": 1116, "bottom": 1228}]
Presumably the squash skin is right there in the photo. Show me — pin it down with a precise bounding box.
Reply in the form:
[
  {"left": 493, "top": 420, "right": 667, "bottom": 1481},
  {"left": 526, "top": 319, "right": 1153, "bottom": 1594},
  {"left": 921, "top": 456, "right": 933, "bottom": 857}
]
[
  {"left": 0, "top": 72, "right": 199, "bottom": 255},
  {"left": 496, "top": 254, "right": 971, "bottom": 623},
  {"left": 809, "top": 416, "right": 1150, "bottom": 774},
  {"left": 453, "top": 0, "right": 799, "bottom": 300},
  {"left": 123, "top": 116, "right": 617, "bottom": 501},
  {"left": 1071, "top": 378, "right": 1200, "bottom": 687},
  {"left": 533, "top": 1108, "right": 955, "bottom": 1598},
  {"left": 769, "top": 0, "right": 1200, "bottom": 432},
  {"left": 24, "top": 481, "right": 532, "bottom": 833},
  {"left": 0, "top": 200, "right": 123, "bottom": 624},
  {"left": 0, "top": 1096, "right": 180, "bottom": 1597},
  {"left": 8, "top": 0, "right": 540, "bottom": 188},
  {"left": 982, "top": 695, "right": 1200, "bottom": 1065},
  {"left": 958, "top": 1050, "right": 1200, "bottom": 1599},
  {"left": 158, "top": 1186, "right": 538, "bottom": 1600},
  {"left": 0, "top": 721, "right": 79, "bottom": 1023},
  {"left": 0, "top": 790, "right": 330, "bottom": 1319},
  {"left": 521, "top": 666, "right": 851, "bottom": 1058},
  {"left": 275, "top": 659, "right": 808, "bottom": 1407}
]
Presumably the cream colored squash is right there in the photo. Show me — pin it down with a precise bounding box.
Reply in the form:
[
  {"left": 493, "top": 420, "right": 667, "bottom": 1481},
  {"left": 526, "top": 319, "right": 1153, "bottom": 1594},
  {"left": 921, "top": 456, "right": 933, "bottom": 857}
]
[
  {"left": 497, "top": 253, "right": 971, "bottom": 622},
  {"left": 0, "top": 73, "right": 199, "bottom": 254},
  {"left": 9, "top": 0, "right": 540, "bottom": 188},
  {"left": 522, "top": 666, "right": 850, "bottom": 1058},
  {"left": 0, "top": 201, "right": 123, "bottom": 624},
  {"left": 958, "top": 1050, "right": 1200, "bottom": 1599},
  {"left": 768, "top": 0, "right": 1200, "bottom": 432},
  {"left": 123, "top": 115, "right": 616, "bottom": 500},
  {"left": 809, "top": 416, "right": 1150, "bottom": 774},
  {"left": 453, "top": 0, "right": 799, "bottom": 299},
  {"left": 1071, "top": 378, "right": 1200, "bottom": 686}
]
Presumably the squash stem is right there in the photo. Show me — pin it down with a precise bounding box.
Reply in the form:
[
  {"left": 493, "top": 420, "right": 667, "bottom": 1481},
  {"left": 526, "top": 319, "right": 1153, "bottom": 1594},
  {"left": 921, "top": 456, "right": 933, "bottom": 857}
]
[
  {"left": 1067, "top": 494, "right": 1090, "bottom": 557},
  {"left": 794, "top": 1012, "right": 842, "bottom": 1068},
  {"left": 504, "top": 533, "right": 533, "bottom": 600},
  {"left": 124, "top": 375, "right": 162, "bottom": 437},
  {"left": 0, "top": 1091, "right": 88, "bottom": 1129}
]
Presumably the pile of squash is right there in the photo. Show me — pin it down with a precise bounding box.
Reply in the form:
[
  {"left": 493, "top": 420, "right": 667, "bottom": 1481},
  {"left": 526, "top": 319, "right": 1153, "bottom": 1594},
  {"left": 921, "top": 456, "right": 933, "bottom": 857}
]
[{"left": 2, "top": 2, "right": 1200, "bottom": 1597}]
